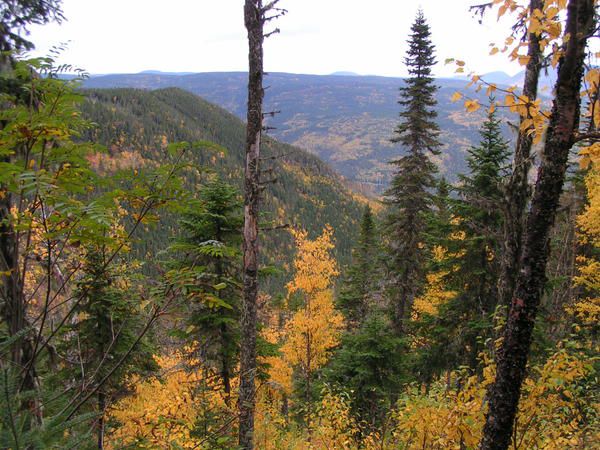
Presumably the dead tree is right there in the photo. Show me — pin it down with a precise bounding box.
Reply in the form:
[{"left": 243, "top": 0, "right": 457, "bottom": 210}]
[
  {"left": 480, "top": 1, "right": 596, "bottom": 449},
  {"left": 238, "top": 1, "right": 285, "bottom": 448}
]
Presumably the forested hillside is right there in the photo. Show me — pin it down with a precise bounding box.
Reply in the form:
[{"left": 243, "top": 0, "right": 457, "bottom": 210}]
[
  {"left": 83, "top": 72, "right": 514, "bottom": 192},
  {"left": 79, "top": 87, "right": 366, "bottom": 285}
]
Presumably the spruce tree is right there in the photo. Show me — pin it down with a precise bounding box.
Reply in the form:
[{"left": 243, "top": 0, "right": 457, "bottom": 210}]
[
  {"left": 58, "top": 248, "right": 156, "bottom": 449},
  {"left": 173, "top": 177, "right": 243, "bottom": 406},
  {"left": 384, "top": 9, "right": 441, "bottom": 334},
  {"left": 324, "top": 313, "right": 405, "bottom": 434},
  {"left": 337, "top": 205, "right": 378, "bottom": 329},
  {"left": 453, "top": 104, "right": 510, "bottom": 363},
  {"left": 424, "top": 105, "right": 510, "bottom": 373}
]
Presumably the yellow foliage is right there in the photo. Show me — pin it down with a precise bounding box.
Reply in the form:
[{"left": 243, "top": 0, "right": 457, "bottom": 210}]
[
  {"left": 391, "top": 349, "right": 596, "bottom": 449},
  {"left": 287, "top": 226, "right": 339, "bottom": 295},
  {"left": 281, "top": 289, "right": 344, "bottom": 372},
  {"left": 568, "top": 142, "right": 600, "bottom": 326},
  {"left": 578, "top": 143, "right": 600, "bottom": 243},
  {"left": 412, "top": 246, "right": 457, "bottom": 320},
  {"left": 107, "top": 350, "right": 235, "bottom": 449},
  {"left": 255, "top": 226, "right": 344, "bottom": 442},
  {"left": 310, "top": 390, "right": 358, "bottom": 449},
  {"left": 280, "top": 227, "right": 344, "bottom": 380}
]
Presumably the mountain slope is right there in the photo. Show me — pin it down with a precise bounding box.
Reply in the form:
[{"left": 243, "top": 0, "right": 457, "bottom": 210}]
[
  {"left": 80, "top": 88, "right": 366, "bottom": 287},
  {"left": 83, "top": 72, "right": 516, "bottom": 193}
]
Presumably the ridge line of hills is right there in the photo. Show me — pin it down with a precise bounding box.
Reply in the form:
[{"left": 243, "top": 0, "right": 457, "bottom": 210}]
[{"left": 83, "top": 71, "right": 541, "bottom": 194}]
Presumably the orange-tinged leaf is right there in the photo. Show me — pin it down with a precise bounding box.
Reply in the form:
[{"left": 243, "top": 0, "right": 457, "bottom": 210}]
[
  {"left": 518, "top": 55, "right": 531, "bottom": 66},
  {"left": 451, "top": 92, "right": 463, "bottom": 102},
  {"left": 464, "top": 99, "right": 481, "bottom": 113}
]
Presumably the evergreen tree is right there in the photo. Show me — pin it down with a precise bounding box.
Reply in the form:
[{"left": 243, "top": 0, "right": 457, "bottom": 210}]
[
  {"left": 0, "top": 0, "right": 63, "bottom": 72},
  {"left": 427, "top": 177, "right": 454, "bottom": 249},
  {"left": 453, "top": 104, "right": 510, "bottom": 365},
  {"left": 59, "top": 247, "right": 156, "bottom": 449},
  {"left": 173, "top": 177, "right": 243, "bottom": 406},
  {"left": 337, "top": 205, "right": 379, "bottom": 329},
  {"left": 420, "top": 105, "right": 511, "bottom": 375},
  {"left": 325, "top": 313, "right": 405, "bottom": 434},
  {"left": 384, "top": 9, "right": 441, "bottom": 334}
]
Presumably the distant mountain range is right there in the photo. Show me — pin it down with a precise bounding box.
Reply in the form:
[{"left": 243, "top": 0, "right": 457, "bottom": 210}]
[
  {"left": 83, "top": 70, "right": 535, "bottom": 193},
  {"left": 479, "top": 70, "right": 557, "bottom": 92}
]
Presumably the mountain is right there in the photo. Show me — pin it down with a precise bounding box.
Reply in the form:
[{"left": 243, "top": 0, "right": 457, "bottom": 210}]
[
  {"left": 83, "top": 72, "right": 517, "bottom": 194},
  {"left": 330, "top": 71, "right": 361, "bottom": 76},
  {"left": 481, "top": 70, "right": 557, "bottom": 92},
  {"left": 79, "top": 87, "right": 367, "bottom": 288},
  {"left": 138, "top": 70, "right": 198, "bottom": 75}
]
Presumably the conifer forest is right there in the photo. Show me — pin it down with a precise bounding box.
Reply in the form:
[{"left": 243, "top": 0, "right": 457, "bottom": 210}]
[{"left": 1, "top": 0, "right": 600, "bottom": 449}]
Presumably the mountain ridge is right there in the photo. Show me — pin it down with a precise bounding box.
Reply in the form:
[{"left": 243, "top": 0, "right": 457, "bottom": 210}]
[{"left": 83, "top": 71, "right": 522, "bottom": 193}]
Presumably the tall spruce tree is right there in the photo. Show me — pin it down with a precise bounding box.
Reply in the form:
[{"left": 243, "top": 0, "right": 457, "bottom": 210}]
[
  {"left": 337, "top": 205, "right": 378, "bottom": 329},
  {"left": 172, "top": 177, "right": 243, "bottom": 406},
  {"left": 384, "top": 9, "right": 440, "bottom": 334}
]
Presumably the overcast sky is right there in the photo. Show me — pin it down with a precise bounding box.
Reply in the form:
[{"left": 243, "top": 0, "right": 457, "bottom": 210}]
[{"left": 27, "top": 0, "right": 522, "bottom": 78}]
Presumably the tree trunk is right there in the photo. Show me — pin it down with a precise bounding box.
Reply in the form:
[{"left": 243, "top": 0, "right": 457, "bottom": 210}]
[
  {"left": 0, "top": 75, "right": 40, "bottom": 420},
  {"left": 238, "top": 1, "right": 264, "bottom": 448},
  {"left": 480, "top": 1, "right": 595, "bottom": 449},
  {"left": 497, "top": 0, "right": 544, "bottom": 309}
]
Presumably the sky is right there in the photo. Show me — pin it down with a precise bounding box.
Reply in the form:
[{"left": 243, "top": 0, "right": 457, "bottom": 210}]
[{"left": 26, "top": 0, "right": 523, "bottom": 78}]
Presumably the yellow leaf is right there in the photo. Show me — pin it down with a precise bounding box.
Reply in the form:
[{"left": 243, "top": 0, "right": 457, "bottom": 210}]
[
  {"left": 518, "top": 55, "right": 531, "bottom": 66},
  {"left": 505, "top": 95, "right": 516, "bottom": 107},
  {"left": 451, "top": 92, "right": 463, "bottom": 102},
  {"left": 498, "top": 4, "right": 508, "bottom": 18},
  {"left": 464, "top": 99, "right": 481, "bottom": 113}
]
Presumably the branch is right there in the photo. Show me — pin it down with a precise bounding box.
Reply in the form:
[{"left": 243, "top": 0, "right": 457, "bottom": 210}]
[
  {"left": 260, "top": 152, "right": 290, "bottom": 161},
  {"left": 262, "top": 110, "right": 281, "bottom": 118},
  {"left": 574, "top": 131, "right": 600, "bottom": 143},
  {"left": 259, "top": 223, "right": 290, "bottom": 232},
  {"left": 264, "top": 28, "right": 280, "bottom": 38}
]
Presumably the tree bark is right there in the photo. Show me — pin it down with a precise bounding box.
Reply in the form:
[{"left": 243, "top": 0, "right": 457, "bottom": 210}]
[
  {"left": 238, "top": 1, "right": 264, "bottom": 448},
  {"left": 0, "top": 62, "right": 41, "bottom": 420},
  {"left": 497, "top": 0, "right": 544, "bottom": 309},
  {"left": 480, "top": 1, "right": 596, "bottom": 449}
]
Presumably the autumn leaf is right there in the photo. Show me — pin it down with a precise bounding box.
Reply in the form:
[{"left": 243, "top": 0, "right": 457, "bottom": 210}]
[
  {"left": 451, "top": 92, "right": 463, "bottom": 102},
  {"left": 464, "top": 99, "right": 481, "bottom": 113}
]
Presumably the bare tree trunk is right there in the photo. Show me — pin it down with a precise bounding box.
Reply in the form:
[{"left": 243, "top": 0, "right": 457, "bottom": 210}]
[
  {"left": 480, "top": 1, "right": 596, "bottom": 449},
  {"left": 497, "top": 0, "right": 544, "bottom": 309},
  {"left": 238, "top": 1, "right": 264, "bottom": 448}
]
